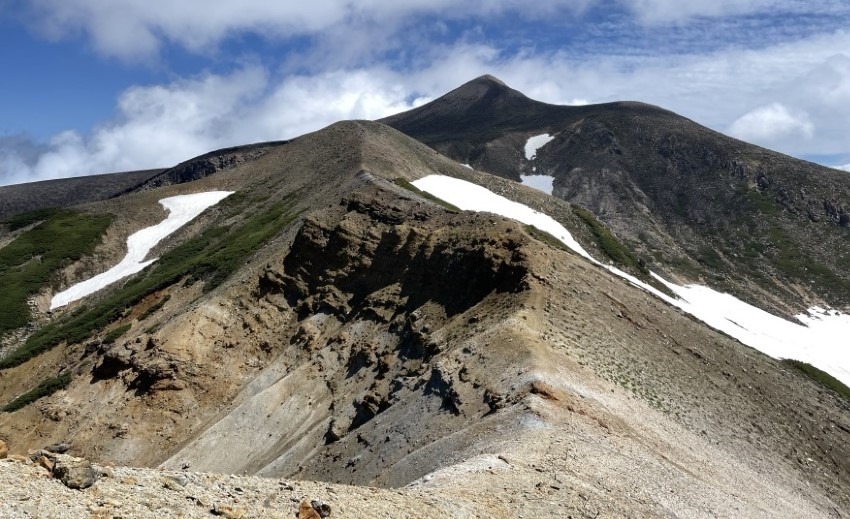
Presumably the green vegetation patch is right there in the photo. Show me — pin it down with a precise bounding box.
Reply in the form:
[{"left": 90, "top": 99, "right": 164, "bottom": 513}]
[
  {"left": 524, "top": 225, "right": 570, "bottom": 252},
  {"left": 695, "top": 246, "right": 724, "bottom": 270},
  {"left": 767, "top": 225, "right": 850, "bottom": 296},
  {"left": 102, "top": 323, "right": 132, "bottom": 344},
  {"left": 0, "top": 195, "right": 301, "bottom": 370},
  {"left": 746, "top": 190, "right": 781, "bottom": 216},
  {"left": 572, "top": 205, "right": 648, "bottom": 274},
  {"left": 393, "top": 178, "right": 461, "bottom": 212},
  {"left": 782, "top": 359, "right": 850, "bottom": 403},
  {"left": 0, "top": 209, "right": 113, "bottom": 335},
  {"left": 1, "top": 372, "right": 72, "bottom": 413},
  {"left": 3, "top": 207, "right": 64, "bottom": 231}
]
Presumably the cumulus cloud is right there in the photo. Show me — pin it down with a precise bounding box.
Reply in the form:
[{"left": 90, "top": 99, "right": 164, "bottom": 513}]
[
  {"left": 0, "top": 67, "right": 427, "bottom": 185},
  {"left": 4, "top": 4, "right": 850, "bottom": 185},
  {"left": 1, "top": 67, "right": 266, "bottom": 184},
  {"left": 23, "top": 0, "right": 592, "bottom": 61},
  {"left": 834, "top": 164, "right": 850, "bottom": 172},
  {"left": 729, "top": 103, "right": 814, "bottom": 142},
  {"left": 19, "top": 0, "right": 850, "bottom": 64}
]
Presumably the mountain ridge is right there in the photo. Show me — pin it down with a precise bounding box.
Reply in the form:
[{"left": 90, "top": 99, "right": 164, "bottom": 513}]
[
  {"left": 0, "top": 79, "right": 848, "bottom": 517},
  {"left": 384, "top": 75, "right": 850, "bottom": 317}
]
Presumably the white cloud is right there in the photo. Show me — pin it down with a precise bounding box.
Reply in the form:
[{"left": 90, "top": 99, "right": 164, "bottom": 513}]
[
  {"left": 619, "top": 0, "right": 849, "bottom": 25},
  {"left": 4, "top": 25, "right": 850, "bottom": 185},
  {"left": 728, "top": 103, "right": 814, "bottom": 143},
  {"left": 1, "top": 67, "right": 268, "bottom": 184},
  {"left": 834, "top": 164, "right": 850, "bottom": 172},
  {"left": 23, "top": 0, "right": 592, "bottom": 61},
  {"left": 22, "top": 0, "right": 848, "bottom": 63},
  {"left": 0, "top": 67, "right": 427, "bottom": 185}
]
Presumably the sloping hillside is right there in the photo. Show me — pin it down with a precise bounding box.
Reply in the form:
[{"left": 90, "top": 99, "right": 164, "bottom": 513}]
[
  {"left": 383, "top": 76, "right": 850, "bottom": 316},
  {"left": 0, "top": 98, "right": 848, "bottom": 517}
]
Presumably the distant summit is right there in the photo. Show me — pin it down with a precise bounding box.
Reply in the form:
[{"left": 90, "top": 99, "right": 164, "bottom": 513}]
[{"left": 384, "top": 75, "right": 850, "bottom": 314}]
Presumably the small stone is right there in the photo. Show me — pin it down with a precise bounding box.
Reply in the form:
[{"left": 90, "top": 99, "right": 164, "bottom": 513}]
[
  {"left": 36, "top": 456, "right": 55, "bottom": 473},
  {"left": 298, "top": 501, "right": 322, "bottom": 519},
  {"left": 8, "top": 454, "right": 30, "bottom": 464},
  {"left": 88, "top": 505, "right": 111, "bottom": 519},
  {"left": 163, "top": 476, "right": 187, "bottom": 491},
  {"left": 212, "top": 503, "right": 247, "bottom": 518},
  {"left": 311, "top": 499, "right": 331, "bottom": 518},
  {"left": 188, "top": 495, "right": 210, "bottom": 508},
  {"left": 45, "top": 442, "right": 71, "bottom": 454},
  {"left": 0, "top": 439, "right": 7, "bottom": 459},
  {"left": 53, "top": 455, "right": 100, "bottom": 490},
  {"left": 122, "top": 476, "right": 138, "bottom": 486}
]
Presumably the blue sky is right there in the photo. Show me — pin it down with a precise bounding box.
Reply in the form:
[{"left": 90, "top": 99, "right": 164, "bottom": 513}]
[{"left": 2, "top": 0, "right": 850, "bottom": 185}]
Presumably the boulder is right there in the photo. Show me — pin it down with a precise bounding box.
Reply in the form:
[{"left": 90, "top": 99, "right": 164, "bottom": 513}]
[
  {"left": 0, "top": 439, "right": 7, "bottom": 459},
  {"left": 52, "top": 455, "right": 100, "bottom": 489},
  {"left": 298, "top": 501, "right": 321, "bottom": 519},
  {"left": 298, "top": 499, "right": 331, "bottom": 518}
]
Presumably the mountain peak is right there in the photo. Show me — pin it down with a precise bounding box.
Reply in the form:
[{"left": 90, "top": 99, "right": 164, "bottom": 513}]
[
  {"left": 440, "top": 74, "right": 523, "bottom": 104},
  {"left": 470, "top": 74, "right": 507, "bottom": 86},
  {"left": 379, "top": 74, "right": 544, "bottom": 135}
]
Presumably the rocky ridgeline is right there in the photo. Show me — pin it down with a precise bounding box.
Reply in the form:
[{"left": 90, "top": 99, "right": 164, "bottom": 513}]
[{"left": 0, "top": 439, "right": 336, "bottom": 518}]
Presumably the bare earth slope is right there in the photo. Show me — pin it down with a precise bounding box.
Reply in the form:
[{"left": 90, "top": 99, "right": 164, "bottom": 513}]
[{"left": 0, "top": 120, "right": 848, "bottom": 517}]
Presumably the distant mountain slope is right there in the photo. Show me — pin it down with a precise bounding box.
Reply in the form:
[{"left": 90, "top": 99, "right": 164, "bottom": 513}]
[
  {"left": 383, "top": 76, "right": 850, "bottom": 314},
  {"left": 124, "top": 140, "right": 289, "bottom": 193},
  {"left": 0, "top": 169, "right": 163, "bottom": 220},
  {"left": 0, "top": 91, "right": 849, "bottom": 516},
  {"left": 0, "top": 140, "right": 289, "bottom": 222}
]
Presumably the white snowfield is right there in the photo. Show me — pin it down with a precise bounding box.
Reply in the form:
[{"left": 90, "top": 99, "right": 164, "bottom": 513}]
[
  {"left": 50, "top": 191, "right": 233, "bottom": 310},
  {"left": 412, "top": 175, "right": 850, "bottom": 387},
  {"left": 524, "top": 134, "right": 554, "bottom": 161},
  {"left": 520, "top": 174, "right": 555, "bottom": 195}
]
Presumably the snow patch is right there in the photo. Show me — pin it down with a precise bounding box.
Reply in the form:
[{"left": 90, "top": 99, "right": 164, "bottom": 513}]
[
  {"left": 412, "top": 175, "right": 850, "bottom": 387},
  {"left": 653, "top": 277, "right": 850, "bottom": 386},
  {"left": 50, "top": 191, "right": 234, "bottom": 309},
  {"left": 524, "top": 134, "right": 554, "bottom": 161},
  {"left": 461, "top": 163, "right": 473, "bottom": 169},
  {"left": 413, "top": 176, "right": 593, "bottom": 262},
  {"left": 520, "top": 175, "right": 555, "bottom": 195}
]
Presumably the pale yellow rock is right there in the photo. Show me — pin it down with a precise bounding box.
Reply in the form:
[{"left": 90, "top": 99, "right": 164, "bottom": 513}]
[
  {"left": 298, "top": 501, "right": 321, "bottom": 519},
  {"left": 212, "top": 503, "right": 247, "bottom": 519}
]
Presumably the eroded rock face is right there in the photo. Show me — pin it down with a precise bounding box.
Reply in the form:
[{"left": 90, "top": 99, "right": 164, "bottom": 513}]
[
  {"left": 280, "top": 189, "right": 529, "bottom": 321},
  {"left": 234, "top": 186, "right": 536, "bottom": 485}
]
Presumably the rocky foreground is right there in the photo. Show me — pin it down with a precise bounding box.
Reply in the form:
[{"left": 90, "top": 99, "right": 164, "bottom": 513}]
[{"left": 0, "top": 440, "right": 432, "bottom": 519}]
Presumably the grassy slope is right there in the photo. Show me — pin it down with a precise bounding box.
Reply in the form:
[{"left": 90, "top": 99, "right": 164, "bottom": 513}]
[
  {"left": 1, "top": 372, "right": 72, "bottom": 412},
  {"left": 0, "top": 193, "right": 302, "bottom": 370},
  {"left": 0, "top": 209, "right": 114, "bottom": 334}
]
